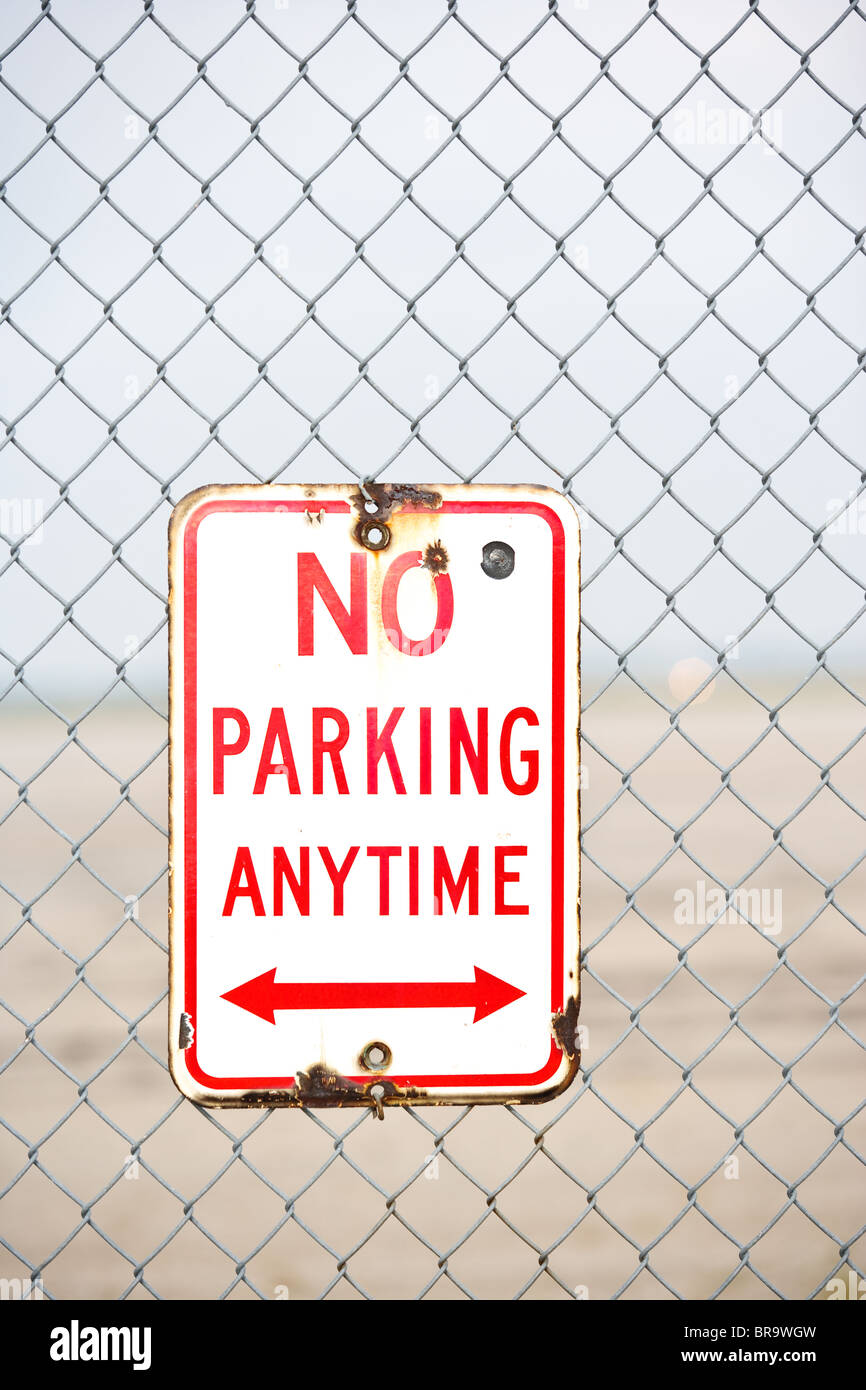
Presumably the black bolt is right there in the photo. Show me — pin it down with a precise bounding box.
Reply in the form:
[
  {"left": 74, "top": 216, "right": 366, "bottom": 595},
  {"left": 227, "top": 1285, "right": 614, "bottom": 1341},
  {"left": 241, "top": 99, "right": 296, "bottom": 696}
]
[{"left": 481, "top": 540, "right": 515, "bottom": 579}]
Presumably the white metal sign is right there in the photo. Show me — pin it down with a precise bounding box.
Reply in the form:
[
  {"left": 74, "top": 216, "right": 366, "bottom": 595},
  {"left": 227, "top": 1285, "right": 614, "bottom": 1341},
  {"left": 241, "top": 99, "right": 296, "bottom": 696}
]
[{"left": 168, "top": 483, "right": 580, "bottom": 1109}]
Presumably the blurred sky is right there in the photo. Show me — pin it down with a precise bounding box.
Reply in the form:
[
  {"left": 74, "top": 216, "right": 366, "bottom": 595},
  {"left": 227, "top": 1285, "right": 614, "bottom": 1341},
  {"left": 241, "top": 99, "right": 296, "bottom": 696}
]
[{"left": 0, "top": 0, "right": 864, "bottom": 708}]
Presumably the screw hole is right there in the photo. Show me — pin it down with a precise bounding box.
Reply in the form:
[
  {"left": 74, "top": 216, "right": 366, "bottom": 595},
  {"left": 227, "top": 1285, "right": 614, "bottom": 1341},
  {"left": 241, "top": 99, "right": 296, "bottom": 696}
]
[
  {"left": 359, "top": 519, "right": 390, "bottom": 551},
  {"left": 360, "top": 1040, "right": 392, "bottom": 1072}
]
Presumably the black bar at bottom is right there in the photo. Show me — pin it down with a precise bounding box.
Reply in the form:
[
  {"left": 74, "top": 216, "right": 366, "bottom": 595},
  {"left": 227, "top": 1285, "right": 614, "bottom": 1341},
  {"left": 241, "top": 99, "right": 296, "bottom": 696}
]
[{"left": 11, "top": 1294, "right": 862, "bottom": 1376}]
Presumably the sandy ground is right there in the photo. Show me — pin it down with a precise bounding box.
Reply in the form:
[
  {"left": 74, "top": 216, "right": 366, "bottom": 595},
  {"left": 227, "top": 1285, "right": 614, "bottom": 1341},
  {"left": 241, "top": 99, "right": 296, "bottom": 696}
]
[{"left": 1, "top": 675, "right": 864, "bottom": 1300}]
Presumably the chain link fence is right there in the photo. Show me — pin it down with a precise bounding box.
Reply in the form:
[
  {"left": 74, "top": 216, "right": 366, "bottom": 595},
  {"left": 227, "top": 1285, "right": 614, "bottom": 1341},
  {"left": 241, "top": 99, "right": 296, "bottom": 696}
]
[{"left": 1, "top": 0, "right": 864, "bottom": 1300}]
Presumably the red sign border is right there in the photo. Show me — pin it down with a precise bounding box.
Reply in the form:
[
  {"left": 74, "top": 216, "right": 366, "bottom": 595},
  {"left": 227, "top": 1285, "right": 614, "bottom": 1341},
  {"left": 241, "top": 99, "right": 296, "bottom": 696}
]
[{"left": 179, "top": 495, "right": 569, "bottom": 1094}]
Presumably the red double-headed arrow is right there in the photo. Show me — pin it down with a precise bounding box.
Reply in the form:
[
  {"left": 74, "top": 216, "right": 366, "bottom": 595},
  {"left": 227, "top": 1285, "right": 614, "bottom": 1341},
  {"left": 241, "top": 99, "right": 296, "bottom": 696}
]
[{"left": 221, "top": 965, "right": 525, "bottom": 1025}]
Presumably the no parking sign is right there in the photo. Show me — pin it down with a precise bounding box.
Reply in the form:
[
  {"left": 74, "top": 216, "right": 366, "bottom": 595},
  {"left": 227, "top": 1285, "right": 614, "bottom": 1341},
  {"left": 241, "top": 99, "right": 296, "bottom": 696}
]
[{"left": 168, "top": 483, "right": 580, "bottom": 1109}]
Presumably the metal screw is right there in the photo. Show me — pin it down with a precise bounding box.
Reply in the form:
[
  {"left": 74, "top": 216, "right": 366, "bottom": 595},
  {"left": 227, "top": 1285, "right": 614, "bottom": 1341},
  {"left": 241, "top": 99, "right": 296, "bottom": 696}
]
[{"left": 481, "top": 540, "right": 515, "bottom": 578}]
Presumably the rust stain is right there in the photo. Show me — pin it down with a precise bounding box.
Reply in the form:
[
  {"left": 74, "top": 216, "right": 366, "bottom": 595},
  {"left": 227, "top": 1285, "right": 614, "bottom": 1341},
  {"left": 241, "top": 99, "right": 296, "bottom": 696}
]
[
  {"left": 236, "top": 1089, "right": 299, "bottom": 1107},
  {"left": 293, "top": 1061, "right": 424, "bottom": 1109},
  {"left": 384, "top": 483, "right": 442, "bottom": 510},
  {"left": 350, "top": 482, "right": 442, "bottom": 544},
  {"left": 295, "top": 1062, "right": 366, "bottom": 1103},
  {"left": 551, "top": 995, "right": 580, "bottom": 1060},
  {"left": 421, "top": 539, "right": 449, "bottom": 574}
]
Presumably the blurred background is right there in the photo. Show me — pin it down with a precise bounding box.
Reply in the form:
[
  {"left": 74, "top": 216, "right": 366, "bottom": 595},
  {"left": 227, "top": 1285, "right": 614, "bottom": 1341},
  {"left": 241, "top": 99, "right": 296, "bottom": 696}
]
[{"left": 0, "top": 0, "right": 864, "bottom": 1299}]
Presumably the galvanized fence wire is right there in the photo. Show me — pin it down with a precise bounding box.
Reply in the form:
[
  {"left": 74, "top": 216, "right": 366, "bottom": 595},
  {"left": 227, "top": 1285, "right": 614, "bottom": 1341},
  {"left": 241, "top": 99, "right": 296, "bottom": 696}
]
[{"left": 0, "top": 0, "right": 864, "bottom": 1299}]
